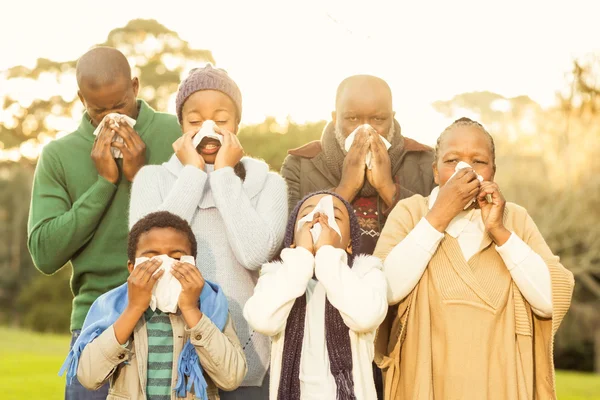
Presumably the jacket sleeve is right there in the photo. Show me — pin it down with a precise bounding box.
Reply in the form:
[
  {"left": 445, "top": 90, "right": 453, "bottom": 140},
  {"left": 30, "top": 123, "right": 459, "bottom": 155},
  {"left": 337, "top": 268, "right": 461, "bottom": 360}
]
[
  {"left": 187, "top": 313, "right": 247, "bottom": 391},
  {"left": 243, "top": 247, "right": 314, "bottom": 337},
  {"left": 315, "top": 246, "right": 388, "bottom": 333},
  {"left": 210, "top": 168, "right": 288, "bottom": 270},
  {"left": 28, "top": 145, "right": 117, "bottom": 275},
  {"left": 77, "top": 326, "right": 133, "bottom": 390},
  {"left": 280, "top": 154, "right": 301, "bottom": 214},
  {"left": 129, "top": 164, "right": 208, "bottom": 229}
]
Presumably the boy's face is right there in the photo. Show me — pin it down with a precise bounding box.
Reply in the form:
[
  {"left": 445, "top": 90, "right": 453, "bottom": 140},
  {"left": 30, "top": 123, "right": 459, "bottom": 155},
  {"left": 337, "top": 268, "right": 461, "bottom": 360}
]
[
  {"left": 78, "top": 77, "right": 140, "bottom": 127},
  {"left": 181, "top": 90, "right": 239, "bottom": 165},
  {"left": 295, "top": 194, "right": 352, "bottom": 251},
  {"left": 127, "top": 227, "right": 192, "bottom": 273}
]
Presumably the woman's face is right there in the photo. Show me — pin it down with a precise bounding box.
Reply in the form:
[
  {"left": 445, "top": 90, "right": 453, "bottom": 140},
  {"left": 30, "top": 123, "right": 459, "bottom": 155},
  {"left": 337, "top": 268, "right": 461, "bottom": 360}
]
[
  {"left": 295, "top": 194, "right": 352, "bottom": 250},
  {"left": 181, "top": 90, "right": 239, "bottom": 165},
  {"left": 434, "top": 126, "right": 495, "bottom": 186}
]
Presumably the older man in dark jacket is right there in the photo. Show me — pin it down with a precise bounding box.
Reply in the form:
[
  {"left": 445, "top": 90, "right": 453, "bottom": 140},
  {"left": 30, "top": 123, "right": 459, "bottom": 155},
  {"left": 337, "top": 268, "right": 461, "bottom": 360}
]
[{"left": 281, "top": 74, "right": 435, "bottom": 255}]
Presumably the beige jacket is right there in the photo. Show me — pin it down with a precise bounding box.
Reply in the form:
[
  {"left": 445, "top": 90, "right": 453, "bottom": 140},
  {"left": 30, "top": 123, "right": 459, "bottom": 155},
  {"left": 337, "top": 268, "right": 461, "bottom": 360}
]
[{"left": 77, "top": 313, "right": 247, "bottom": 400}]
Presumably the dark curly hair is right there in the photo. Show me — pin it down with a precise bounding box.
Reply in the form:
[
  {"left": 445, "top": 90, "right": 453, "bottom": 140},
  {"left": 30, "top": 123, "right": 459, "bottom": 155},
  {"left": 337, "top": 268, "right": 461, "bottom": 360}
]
[{"left": 127, "top": 211, "right": 198, "bottom": 262}]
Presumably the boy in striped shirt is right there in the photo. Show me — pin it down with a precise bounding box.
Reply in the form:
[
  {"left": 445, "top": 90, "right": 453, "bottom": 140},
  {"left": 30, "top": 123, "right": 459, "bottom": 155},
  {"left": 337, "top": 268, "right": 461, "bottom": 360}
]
[{"left": 73, "top": 211, "right": 247, "bottom": 399}]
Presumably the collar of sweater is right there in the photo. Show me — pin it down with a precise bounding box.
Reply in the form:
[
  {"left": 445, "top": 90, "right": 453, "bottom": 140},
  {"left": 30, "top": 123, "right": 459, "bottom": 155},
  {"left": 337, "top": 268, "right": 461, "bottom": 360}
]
[
  {"left": 163, "top": 155, "right": 270, "bottom": 209},
  {"left": 76, "top": 100, "right": 155, "bottom": 142}
]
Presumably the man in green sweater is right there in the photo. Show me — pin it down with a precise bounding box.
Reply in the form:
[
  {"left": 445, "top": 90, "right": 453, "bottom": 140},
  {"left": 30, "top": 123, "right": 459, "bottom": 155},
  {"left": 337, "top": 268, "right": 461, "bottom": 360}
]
[{"left": 27, "top": 47, "right": 181, "bottom": 400}]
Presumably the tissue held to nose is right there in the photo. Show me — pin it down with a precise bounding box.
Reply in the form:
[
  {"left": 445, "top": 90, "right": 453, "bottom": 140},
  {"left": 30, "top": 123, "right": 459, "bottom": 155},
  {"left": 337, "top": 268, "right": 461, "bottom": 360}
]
[
  {"left": 450, "top": 161, "right": 491, "bottom": 208},
  {"left": 193, "top": 120, "right": 223, "bottom": 149},
  {"left": 296, "top": 195, "right": 342, "bottom": 244},
  {"left": 134, "top": 254, "right": 196, "bottom": 313},
  {"left": 344, "top": 124, "right": 392, "bottom": 169}
]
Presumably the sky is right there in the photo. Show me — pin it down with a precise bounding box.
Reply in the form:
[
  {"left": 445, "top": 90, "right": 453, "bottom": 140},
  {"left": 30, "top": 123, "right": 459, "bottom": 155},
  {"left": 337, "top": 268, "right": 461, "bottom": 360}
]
[{"left": 1, "top": 0, "right": 600, "bottom": 146}]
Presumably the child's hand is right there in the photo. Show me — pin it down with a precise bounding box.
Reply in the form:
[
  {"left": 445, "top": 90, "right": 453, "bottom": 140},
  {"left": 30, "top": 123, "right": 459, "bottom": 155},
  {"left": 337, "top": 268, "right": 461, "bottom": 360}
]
[
  {"left": 127, "top": 258, "right": 164, "bottom": 313},
  {"left": 213, "top": 126, "right": 244, "bottom": 170},
  {"left": 314, "top": 213, "right": 342, "bottom": 252},
  {"left": 172, "top": 262, "right": 205, "bottom": 313},
  {"left": 173, "top": 129, "right": 205, "bottom": 169},
  {"left": 295, "top": 214, "right": 317, "bottom": 254}
]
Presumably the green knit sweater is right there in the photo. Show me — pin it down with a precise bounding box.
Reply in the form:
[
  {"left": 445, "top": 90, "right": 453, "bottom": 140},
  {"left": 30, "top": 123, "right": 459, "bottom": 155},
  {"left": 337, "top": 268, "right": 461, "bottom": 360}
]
[{"left": 27, "top": 100, "right": 181, "bottom": 331}]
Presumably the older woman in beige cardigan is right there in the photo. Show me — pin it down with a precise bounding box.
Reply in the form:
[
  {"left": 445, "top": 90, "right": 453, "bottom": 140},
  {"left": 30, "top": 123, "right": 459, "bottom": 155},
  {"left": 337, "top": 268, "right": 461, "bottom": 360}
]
[{"left": 374, "top": 117, "right": 574, "bottom": 400}]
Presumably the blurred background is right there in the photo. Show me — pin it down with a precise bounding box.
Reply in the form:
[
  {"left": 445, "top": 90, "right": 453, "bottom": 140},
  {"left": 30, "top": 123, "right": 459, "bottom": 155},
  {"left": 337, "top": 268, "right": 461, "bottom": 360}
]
[{"left": 1, "top": 1, "right": 599, "bottom": 398}]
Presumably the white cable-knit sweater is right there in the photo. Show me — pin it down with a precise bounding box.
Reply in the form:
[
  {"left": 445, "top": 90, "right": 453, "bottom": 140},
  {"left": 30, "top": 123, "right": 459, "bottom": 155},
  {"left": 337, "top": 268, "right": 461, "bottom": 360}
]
[{"left": 129, "top": 155, "right": 288, "bottom": 387}]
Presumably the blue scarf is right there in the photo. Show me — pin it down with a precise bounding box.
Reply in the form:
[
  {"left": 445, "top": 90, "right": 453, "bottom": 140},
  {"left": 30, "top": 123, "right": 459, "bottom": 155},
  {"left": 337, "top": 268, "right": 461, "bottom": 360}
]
[{"left": 59, "top": 280, "right": 229, "bottom": 399}]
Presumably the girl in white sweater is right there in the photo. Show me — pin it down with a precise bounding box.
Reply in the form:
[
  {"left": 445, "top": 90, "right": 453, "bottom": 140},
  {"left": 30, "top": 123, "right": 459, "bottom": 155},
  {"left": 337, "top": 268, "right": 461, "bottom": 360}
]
[
  {"left": 244, "top": 191, "right": 387, "bottom": 400},
  {"left": 129, "top": 65, "right": 288, "bottom": 399}
]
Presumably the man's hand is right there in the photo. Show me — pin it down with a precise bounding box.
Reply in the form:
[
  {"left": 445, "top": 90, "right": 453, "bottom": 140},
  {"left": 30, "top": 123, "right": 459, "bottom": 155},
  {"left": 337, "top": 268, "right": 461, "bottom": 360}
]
[
  {"left": 335, "top": 126, "right": 371, "bottom": 202},
  {"left": 91, "top": 124, "right": 119, "bottom": 184},
  {"left": 110, "top": 117, "right": 146, "bottom": 182}
]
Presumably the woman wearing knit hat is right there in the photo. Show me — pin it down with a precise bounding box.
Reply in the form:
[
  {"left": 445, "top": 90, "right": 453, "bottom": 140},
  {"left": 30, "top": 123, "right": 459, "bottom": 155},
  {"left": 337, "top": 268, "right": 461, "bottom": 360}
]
[
  {"left": 129, "top": 64, "right": 288, "bottom": 399},
  {"left": 373, "top": 118, "right": 574, "bottom": 399},
  {"left": 244, "top": 191, "right": 388, "bottom": 400}
]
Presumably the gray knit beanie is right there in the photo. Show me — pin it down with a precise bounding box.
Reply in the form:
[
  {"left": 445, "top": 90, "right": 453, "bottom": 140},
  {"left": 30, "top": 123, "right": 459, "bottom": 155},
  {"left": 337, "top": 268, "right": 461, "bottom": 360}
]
[{"left": 175, "top": 64, "right": 242, "bottom": 124}]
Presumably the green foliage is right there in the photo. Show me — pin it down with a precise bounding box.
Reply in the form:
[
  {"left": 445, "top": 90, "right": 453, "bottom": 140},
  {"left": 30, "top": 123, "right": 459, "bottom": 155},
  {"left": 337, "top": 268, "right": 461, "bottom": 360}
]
[{"left": 239, "top": 117, "right": 325, "bottom": 171}]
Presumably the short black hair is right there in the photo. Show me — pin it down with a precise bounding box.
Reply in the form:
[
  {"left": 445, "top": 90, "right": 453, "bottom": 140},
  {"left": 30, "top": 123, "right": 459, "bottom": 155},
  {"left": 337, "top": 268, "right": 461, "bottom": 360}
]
[
  {"left": 434, "top": 117, "right": 496, "bottom": 170},
  {"left": 127, "top": 211, "right": 197, "bottom": 262}
]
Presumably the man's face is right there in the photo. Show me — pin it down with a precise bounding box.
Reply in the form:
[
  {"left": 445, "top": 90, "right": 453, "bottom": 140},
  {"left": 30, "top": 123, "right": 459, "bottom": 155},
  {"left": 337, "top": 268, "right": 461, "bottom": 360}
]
[
  {"left": 332, "top": 80, "right": 395, "bottom": 141},
  {"left": 78, "top": 77, "right": 139, "bottom": 126}
]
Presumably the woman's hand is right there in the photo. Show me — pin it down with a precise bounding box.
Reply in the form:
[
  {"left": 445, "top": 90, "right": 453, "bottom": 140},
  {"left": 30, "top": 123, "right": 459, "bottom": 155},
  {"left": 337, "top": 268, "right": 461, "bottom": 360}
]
[
  {"left": 478, "top": 181, "right": 510, "bottom": 245},
  {"left": 426, "top": 168, "right": 481, "bottom": 232},
  {"left": 173, "top": 129, "right": 205, "bottom": 169},
  {"left": 214, "top": 126, "right": 244, "bottom": 170}
]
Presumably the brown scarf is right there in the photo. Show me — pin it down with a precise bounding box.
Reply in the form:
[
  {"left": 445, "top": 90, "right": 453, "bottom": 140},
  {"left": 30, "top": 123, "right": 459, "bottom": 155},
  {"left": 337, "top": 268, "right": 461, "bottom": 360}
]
[{"left": 320, "top": 120, "right": 406, "bottom": 197}]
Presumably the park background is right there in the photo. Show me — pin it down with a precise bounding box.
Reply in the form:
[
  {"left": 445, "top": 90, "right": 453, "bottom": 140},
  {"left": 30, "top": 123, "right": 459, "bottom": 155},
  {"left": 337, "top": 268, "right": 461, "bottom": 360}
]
[{"left": 0, "top": 1, "right": 599, "bottom": 398}]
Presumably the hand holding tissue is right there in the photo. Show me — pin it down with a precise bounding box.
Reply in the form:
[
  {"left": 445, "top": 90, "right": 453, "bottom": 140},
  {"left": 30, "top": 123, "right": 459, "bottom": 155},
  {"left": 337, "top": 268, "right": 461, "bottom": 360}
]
[
  {"left": 344, "top": 124, "right": 391, "bottom": 169},
  {"left": 450, "top": 161, "right": 491, "bottom": 208},
  {"left": 92, "top": 113, "right": 136, "bottom": 159},
  {"left": 296, "top": 195, "right": 342, "bottom": 245},
  {"left": 134, "top": 254, "right": 196, "bottom": 313},
  {"left": 192, "top": 120, "right": 222, "bottom": 148}
]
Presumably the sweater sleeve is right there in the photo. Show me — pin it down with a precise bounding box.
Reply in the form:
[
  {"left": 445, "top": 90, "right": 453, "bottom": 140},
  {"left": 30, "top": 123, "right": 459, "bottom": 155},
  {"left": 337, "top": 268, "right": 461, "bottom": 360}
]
[
  {"left": 27, "top": 146, "right": 117, "bottom": 275},
  {"left": 128, "top": 163, "right": 208, "bottom": 229},
  {"left": 210, "top": 167, "right": 288, "bottom": 270},
  {"left": 496, "top": 233, "right": 553, "bottom": 317},
  {"left": 315, "top": 246, "right": 388, "bottom": 333},
  {"left": 280, "top": 154, "right": 301, "bottom": 214},
  {"left": 243, "top": 247, "right": 314, "bottom": 337},
  {"left": 384, "top": 218, "right": 444, "bottom": 304}
]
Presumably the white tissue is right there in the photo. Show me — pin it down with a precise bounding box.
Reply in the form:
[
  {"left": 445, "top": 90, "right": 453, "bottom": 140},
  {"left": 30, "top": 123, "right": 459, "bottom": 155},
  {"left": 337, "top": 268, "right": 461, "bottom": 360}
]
[
  {"left": 134, "top": 254, "right": 196, "bottom": 313},
  {"left": 450, "top": 161, "right": 484, "bottom": 210},
  {"left": 92, "top": 113, "right": 136, "bottom": 159},
  {"left": 297, "top": 195, "right": 342, "bottom": 244},
  {"left": 192, "top": 120, "right": 222, "bottom": 148},
  {"left": 344, "top": 124, "right": 392, "bottom": 169}
]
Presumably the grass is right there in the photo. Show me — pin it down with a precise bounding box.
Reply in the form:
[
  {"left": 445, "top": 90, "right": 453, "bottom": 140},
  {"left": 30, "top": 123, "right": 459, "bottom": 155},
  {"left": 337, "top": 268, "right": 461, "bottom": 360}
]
[{"left": 0, "top": 326, "right": 599, "bottom": 399}]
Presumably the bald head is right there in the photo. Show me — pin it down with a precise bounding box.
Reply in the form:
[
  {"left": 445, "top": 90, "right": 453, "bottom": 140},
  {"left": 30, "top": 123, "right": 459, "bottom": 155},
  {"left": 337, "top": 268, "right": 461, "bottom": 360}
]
[
  {"left": 76, "top": 47, "right": 140, "bottom": 126},
  {"left": 335, "top": 75, "right": 392, "bottom": 110},
  {"left": 333, "top": 74, "right": 395, "bottom": 144},
  {"left": 76, "top": 47, "right": 132, "bottom": 90}
]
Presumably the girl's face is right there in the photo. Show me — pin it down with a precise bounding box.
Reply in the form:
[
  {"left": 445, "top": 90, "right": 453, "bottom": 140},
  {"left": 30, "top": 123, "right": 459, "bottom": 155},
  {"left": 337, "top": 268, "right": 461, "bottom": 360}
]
[
  {"left": 181, "top": 90, "right": 239, "bottom": 165},
  {"left": 295, "top": 194, "right": 352, "bottom": 251},
  {"left": 434, "top": 126, "right": 495, "bottom": 186}
]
